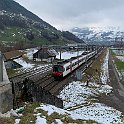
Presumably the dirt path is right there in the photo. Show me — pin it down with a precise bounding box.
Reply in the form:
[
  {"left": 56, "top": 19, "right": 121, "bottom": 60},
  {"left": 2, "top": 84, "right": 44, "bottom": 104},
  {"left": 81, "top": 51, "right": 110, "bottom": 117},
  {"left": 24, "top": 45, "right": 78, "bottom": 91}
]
[{"left": 98, "top": 50, "right": 124, "bottom": 113}]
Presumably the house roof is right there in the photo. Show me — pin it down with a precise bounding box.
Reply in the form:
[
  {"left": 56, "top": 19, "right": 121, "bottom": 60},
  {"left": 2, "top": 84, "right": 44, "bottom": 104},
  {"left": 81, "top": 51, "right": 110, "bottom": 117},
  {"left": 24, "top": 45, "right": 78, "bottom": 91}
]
[
  {"left": 3, "top": 50, "right": 24, "bottom": 61},
  {"left": 47, "top": 49, "right": 57, "bottom": 57}
]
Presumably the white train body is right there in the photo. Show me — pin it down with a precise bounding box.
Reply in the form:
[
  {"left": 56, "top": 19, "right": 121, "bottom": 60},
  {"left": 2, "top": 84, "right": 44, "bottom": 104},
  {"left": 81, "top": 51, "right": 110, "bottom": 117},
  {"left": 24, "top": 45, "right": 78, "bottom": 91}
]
[{"left": 52, "top": 51, "right": 96, "bottom": 78}]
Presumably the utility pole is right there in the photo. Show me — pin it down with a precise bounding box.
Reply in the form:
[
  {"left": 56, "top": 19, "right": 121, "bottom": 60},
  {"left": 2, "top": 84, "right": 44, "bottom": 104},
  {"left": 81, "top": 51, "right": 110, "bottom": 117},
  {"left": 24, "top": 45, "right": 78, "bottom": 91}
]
[
  {"left": 77, "top": 45, "right": 79, "bottom": 57},
  {"left": 121, "top": 37, "right": 123, "bottom": 48},
  {"left": 60, "top": 46, "right": 61, "bottom": 61},
  {"left": 0, "top": 51, "right": 3, "bottom": 82}
]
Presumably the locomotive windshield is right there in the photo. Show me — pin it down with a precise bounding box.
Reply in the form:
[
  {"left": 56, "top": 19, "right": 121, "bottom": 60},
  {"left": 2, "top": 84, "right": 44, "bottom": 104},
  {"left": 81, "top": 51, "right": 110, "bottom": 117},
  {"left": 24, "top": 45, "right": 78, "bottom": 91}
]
[{"left": 53, "top": 65, "right": 63, "bottom": 72}]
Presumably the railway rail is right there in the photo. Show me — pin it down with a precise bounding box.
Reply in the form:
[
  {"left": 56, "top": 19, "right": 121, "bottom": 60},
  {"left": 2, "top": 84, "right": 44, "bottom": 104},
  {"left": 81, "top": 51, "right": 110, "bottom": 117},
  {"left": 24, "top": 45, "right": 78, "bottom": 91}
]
[
  {"left": 49, "top": 48, "right": 103, "bottom": 95},
  {"left": 9, "top": 64, "right": 52, "bottom": 83}
]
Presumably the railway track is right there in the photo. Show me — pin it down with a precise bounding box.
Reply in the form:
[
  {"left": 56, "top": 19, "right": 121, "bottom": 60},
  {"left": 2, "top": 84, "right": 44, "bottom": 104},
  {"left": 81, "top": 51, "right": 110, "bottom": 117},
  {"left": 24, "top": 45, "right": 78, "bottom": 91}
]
[
  {"left": 11, "top": 49, "right": 103, "bottom": 98},
  {"left": 30, "top": 72, "right": 59, "bottom": 93},
  {"left": 9, "top": 64, "right": 52, "bottom": 83},
  {"left": 49, "top": 49, "right": 104, "bottom": 95}
]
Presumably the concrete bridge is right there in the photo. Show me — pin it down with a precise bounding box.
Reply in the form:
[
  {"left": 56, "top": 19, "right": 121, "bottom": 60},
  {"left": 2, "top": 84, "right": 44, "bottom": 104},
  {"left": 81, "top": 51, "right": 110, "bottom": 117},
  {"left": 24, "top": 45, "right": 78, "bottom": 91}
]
[
  {"left": 0, "top": 53, "right": 13, "bottom": 113},
  {"left": 48, "top": 44, "right": 98, "bottom": 51}
]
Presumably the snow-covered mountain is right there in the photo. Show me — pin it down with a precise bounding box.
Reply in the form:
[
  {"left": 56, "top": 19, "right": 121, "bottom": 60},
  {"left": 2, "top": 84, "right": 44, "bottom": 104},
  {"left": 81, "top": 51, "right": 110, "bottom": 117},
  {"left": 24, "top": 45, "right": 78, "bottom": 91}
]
[{"left": 71, "top": 27, "right": 124, "bottom": 46}]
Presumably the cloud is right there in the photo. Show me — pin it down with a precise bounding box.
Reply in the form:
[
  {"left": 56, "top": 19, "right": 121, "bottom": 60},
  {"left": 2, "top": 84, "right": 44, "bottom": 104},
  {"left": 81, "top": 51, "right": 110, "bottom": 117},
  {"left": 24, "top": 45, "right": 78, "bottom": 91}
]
[{"left": 15, "top": 0, "right": 124, "bottom": 30}]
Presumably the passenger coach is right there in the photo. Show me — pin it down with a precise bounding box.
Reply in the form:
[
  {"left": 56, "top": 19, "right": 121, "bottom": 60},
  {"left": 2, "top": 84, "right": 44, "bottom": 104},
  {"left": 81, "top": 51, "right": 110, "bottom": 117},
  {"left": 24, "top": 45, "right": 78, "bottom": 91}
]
[{"left": 52, "top": 51, "right": 96, "bottom": 78}]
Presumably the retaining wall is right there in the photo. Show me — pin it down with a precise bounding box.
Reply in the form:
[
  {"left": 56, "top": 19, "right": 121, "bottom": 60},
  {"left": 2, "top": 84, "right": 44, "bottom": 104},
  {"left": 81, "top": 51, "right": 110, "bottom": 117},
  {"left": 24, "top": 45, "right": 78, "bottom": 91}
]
[
  {"left": 13, "top": 78, "right": 63, "bottom": 109},
  {"left": 0, "top": 61, "right": 13, "bottom": 113}
]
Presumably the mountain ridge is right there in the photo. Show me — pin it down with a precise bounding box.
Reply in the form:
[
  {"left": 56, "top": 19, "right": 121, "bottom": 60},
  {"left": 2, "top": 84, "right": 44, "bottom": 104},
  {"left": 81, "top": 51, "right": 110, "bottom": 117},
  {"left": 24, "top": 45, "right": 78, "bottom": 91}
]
[{"left": 71, "top": 27, "right": 124, "bottom": 46}]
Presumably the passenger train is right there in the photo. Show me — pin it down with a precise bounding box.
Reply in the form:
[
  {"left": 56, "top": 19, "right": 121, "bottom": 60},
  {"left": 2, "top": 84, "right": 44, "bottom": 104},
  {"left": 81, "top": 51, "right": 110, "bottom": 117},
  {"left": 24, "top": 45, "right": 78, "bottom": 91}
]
[{"left": 52, "top": 51, "right": 97, "bottom": 78}]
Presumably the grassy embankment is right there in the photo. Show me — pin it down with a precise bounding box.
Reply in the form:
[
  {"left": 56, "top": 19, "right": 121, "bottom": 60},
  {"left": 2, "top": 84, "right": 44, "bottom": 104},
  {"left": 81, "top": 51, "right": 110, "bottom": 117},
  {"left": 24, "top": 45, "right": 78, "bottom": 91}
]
[
  {"left": 1, "top": 102, "right": 97, "bottom": 124},
  {"left": 82, "top": 48, "right": 108, "bottom": 84}
]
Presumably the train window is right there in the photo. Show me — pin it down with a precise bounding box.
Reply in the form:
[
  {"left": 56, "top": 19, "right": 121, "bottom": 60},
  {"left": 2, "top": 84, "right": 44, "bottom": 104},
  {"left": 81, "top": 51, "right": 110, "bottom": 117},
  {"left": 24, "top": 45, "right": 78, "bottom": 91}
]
[
  {"left": 66, "top": 65, "right": 70, "bottom": 71},
  {"left": 76, "top": 61, "right": 78, "bottom": 64},
  {"left": 72, "top": 63, "right": 75, "bottom": 67},
  {"left": 53, "top": 65, "right": 63, "bottom": 72}
]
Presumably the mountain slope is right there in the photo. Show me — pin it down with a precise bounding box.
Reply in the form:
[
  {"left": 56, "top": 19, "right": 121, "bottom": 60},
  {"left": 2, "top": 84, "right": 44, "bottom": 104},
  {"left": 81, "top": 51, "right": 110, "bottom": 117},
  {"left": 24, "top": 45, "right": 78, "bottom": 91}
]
[
  {"left": 0, "top": 0, "right": 52, "bottom": 28},
  {"left": 0, "top": 0, "right": 84, "bottom": 50}
]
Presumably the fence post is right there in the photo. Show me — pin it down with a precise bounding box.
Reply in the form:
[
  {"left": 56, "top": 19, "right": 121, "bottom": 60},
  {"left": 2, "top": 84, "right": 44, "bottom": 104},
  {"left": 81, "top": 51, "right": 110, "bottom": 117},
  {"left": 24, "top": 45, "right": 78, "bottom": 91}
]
[{"left": 0, "top": 51, "right": 3, "bottom": 82}]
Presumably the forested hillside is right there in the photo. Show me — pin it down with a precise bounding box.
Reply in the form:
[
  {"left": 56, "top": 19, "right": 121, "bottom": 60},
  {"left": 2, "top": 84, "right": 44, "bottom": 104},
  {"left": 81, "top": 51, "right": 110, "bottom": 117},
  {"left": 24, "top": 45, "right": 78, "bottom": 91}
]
[{"left": 0, "top": 0, "right": 84, "bottom": 52}]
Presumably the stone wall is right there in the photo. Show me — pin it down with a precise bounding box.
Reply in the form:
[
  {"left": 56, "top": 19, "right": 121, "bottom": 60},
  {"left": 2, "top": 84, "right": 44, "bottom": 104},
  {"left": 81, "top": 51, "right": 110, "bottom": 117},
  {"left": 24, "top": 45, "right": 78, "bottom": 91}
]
[{"left": 13, "top": 78, "right": 63, "bottom": 109}]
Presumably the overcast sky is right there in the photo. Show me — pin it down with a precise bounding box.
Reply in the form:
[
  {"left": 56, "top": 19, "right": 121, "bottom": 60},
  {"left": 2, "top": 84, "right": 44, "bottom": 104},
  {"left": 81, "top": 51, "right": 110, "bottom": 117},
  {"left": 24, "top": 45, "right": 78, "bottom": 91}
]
[{"left": 15, "top": 0, "right": 124, "bottom": 31}]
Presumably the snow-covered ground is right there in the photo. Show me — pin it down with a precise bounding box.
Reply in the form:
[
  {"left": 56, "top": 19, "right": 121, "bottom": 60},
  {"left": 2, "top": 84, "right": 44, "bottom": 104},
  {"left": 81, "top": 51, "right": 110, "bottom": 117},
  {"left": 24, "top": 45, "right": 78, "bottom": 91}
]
[
  {"left": 1, "top": 48, "right": 124, "bottom": 124},
  {"left": 100, "top": 49, "right": 109, "bottom": 84},
  {"left": 14, "top": 48, "right": 51, "bottom": 73},
  {"left": 22, "top": 48, "right": 38, "bottom": 60},
  {"left": 13, "top": 57, "right": 52, "bottom": 75},
  {"left": 56, "top": 51, "right": 84, "bottom": 60},
  {"left": 1, "top": 103, "right": 96, "bottom": 124},
  {"left": 13, "top": 48, "right": 124, "bottom": 123},
  {"left": 112, "top": 49, "right": 124, "bottom": 62},
  {"left": 116, "top": 56, "right": 124, "bottom": 62},
  {"left": 34, "top": 104, "right": 96, "bottom": 124},
  {"left": 14, "top": 57, "right": 34, "bottom": 69},
  {"left": 58, "top": 50, "right": 124, "bottom": 124},
  {"left": 112, "top": 49, "right": 124, "bottom": 56}
]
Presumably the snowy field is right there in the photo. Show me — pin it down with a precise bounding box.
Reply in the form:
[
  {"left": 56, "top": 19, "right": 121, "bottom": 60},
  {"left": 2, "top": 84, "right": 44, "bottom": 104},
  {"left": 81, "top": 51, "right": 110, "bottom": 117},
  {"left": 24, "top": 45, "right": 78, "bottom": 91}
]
[
  {"left": 113, "top": 49, "right": 124, "bottom": 62},
  {"left": 116, "top": 56, "right": 124, "bottom": 62},
  {"left": 56, "top": 51, "right": 84, "bottom": 60},
  {"left": 112, "top": 49, "right": 124, "bottom": 56},
  {"left": 58, "top": 50, "right": 124, "bottom": 124},
  {"left": 20, "top": 47, "right": 38, "bottom": 60},
  {"left": 17, "top": 48, "right": 39, "bottom": 70}
]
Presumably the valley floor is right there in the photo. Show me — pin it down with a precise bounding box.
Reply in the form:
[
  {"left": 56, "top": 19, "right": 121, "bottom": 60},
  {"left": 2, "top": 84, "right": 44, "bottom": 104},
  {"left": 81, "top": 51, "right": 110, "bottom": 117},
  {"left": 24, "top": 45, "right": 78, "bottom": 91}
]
[{"left": 1, "top": 48, "right": 124, "bottom": 124}]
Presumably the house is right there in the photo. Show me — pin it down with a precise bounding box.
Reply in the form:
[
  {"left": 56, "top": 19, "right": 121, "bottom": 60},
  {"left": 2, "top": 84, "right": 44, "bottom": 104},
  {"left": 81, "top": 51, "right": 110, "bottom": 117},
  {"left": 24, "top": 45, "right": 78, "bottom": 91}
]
[
  {"left": 3, "top": 50, "right": 24, "bottom": 69},
  {"left": 33, "top": 47, "right": 57, "bottom": 63}
]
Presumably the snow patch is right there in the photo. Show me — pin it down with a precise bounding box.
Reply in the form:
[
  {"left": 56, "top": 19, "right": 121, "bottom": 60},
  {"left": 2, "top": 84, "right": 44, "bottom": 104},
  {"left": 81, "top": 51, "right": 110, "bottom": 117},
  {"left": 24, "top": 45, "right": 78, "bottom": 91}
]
[
  {"left": 56, "top": 51, "right": 84, "bottom": 60},
  {"left": 36, "top": 116, "right": 47, "bottom": 124},
  {"left": 116, "top": 56, "right": 124, "bottom": 62},
  {"left": 14, "top": 119, "right": 20, "bottom": 124},
  {"left": 14, "top": 57, "right": 34, "bottom": 69}
]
